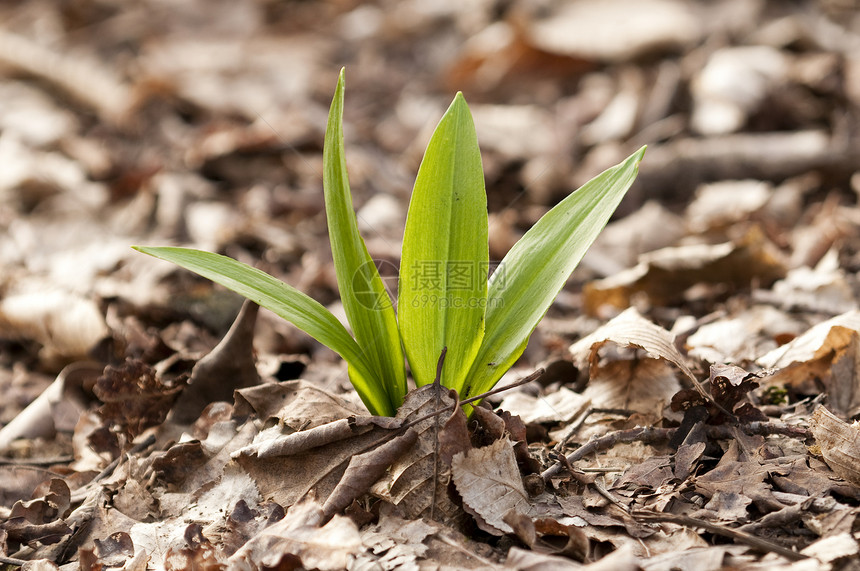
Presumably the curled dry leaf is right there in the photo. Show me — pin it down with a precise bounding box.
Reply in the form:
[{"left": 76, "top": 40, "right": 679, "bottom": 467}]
[
  {"left": 170, "top": 300, "right": 260, "bottom": 424},
  {"left": 321, "top": 428, "right": 419, "bottom": 518},
  {"left": 0, "top": 290, "right": 108, "bottom": 366},
  {"left": 571, "top": 307, "right": 695, "bottom": 382},
  {"left": 451, "top": 437, "right": 529, "bottom": 535},
  {"left": 227, "top": 500, "right": 362, "bottom": 571},
  {"left": 570, "top": 307, "right": 696, "bottom": 413},
  {"left": 234, "top": 415, "right": 402, "bottom": 459},
  {"left": 93, "top": 359, "right": 185, "bottom": 441},
  {"left": 583, "top": 228, "right": 786, "bottom": 315},
  {"left": 757, "top": 310, "right": 860, "bottom": 416},
  {"left": 809, "top": 406, "right": 860, "bottom": 487},
  {"left": 234, "top": 379, "right": 365, "bottom": 431}
]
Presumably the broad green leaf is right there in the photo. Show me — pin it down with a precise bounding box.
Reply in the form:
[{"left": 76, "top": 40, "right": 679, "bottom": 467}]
[
  {"left": 132, "top": 246, "right": 394, "bottom": 416},
  {"left": 397, "top": 92, "right": 488, "bottom": 391},
  {"left": 324, "top": 69, "right": 406, "bottom": 411},
  {"left": 463, "top": 146, "right": 646, "bottom": 400}
]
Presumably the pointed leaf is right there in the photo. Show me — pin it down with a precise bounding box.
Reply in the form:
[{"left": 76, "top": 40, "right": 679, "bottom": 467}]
[
  {"left": 324, "top": 69, "right": 406, "bottom": 412},
  {"left": 132, "top": 246, "right": 392, "bottom": 416},
  {"left": 463, "top": 147, "right": 646, "bottom": 399},
  {"left": 397, "top": 92, "right": 488, "bottom": 391}
]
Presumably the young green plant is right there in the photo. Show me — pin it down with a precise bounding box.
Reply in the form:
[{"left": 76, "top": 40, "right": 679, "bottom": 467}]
[{"left": 134, "top": 69, "right": 645, "bottom": 417}]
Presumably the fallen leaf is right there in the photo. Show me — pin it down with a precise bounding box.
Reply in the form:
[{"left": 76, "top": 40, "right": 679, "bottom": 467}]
[
  {"left": 526, "top": 0, "right": 701, "bottom": 62},
  {"left": 571, "top": 307, "right": 696, "bottom": 382},
  {"left": 0, "top": 289, "right": 108, "bottom": 367},
  {"left": 809, "top": 406, "right": 860, "bottom": 487},
  {"left": 497, "top": 387, "right": 590, "bottom": 425},
  {"left": 757, "top": 310, "right": 860, "bottom": 416},
  {"left": 570, "top": 307, "right": 691, "bottom": 416},
  {"left": 583, "top": 228, "right": 786, "bottom": 315},
  {"left": 322, "top": 428, "right": 418, "bottom": 518},
  {"left": 227, "top": 500, "right": 362, "bottom": 571},
  {"left": 370, "top": 384, "right": 466, "bottom": 523},
  {"left": 234, "top": 379, "right": 365, "bottom": 431},
  {"left": 452, "top": 437, "right": 529, "bottom": 535},
  {"left": 93, "top": 359, "right": 185, "bottom": 442},
  {"left": 170, "top": 300, "right": 260, "bottom": 424}
]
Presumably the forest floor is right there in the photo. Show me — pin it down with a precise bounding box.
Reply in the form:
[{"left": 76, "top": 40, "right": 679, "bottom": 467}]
[{"left": 2, "top": 0, "right": 860, "bottom": 569}]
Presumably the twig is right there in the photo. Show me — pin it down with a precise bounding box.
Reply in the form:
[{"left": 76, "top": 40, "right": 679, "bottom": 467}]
[
  {"left": 0, "top": 29, "right": 131, "bottom": 124},
  {"left": 632, "top": 510, "right": 807, "bottom": 562},
  {"left": 403, "top": 368, "right": 545, "bottom": 429},
  {"left": 458, "top": 368, "right": 545, "bottom": 408},
  {"left": 542, "top": 421, "right": 812, "bottom": 481},
  {"left": 542, "top": 426, "right": 673, "bottom": 481},
  {"left": 0, "top": 555, "right": 27, "bottom": 567}
]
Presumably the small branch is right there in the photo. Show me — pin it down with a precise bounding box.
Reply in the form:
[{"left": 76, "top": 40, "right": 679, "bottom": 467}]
[
  {"left": 632, "top": 510, "right": 807, "bottom": 562},
  {"left": 459, "top": 368, "right": 545, "bottom": 407},
  {"left": 541, "top": 421, "right": 809, "bottom": 481},
  {"left": 542, "top": 426, "right": 673, "bottom": 481},
  {"left": 403, "top": 368, "right": 545, "bottom": 430}
]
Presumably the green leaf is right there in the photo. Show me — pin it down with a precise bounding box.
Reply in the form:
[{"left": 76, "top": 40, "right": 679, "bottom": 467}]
[
  {"left": 131, "top": 246, "right": 394, "bottom": 416},
  {"left": 324, "top": 69, "right": 406, "bottom": 412},
  {"left": 463, "top": 146, "right": 646, "bottom": 400},
  {"left": 397, "top": 92, "right": 488, "bottom": 391}
]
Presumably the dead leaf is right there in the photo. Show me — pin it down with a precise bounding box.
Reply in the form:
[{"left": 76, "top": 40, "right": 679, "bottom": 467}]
[
  {"left": 570, "top": 308, "right": 691, "bottom": 416},
  {"left": 233, "top": 379, "right": 365, "bottom": 431},
  {"left": 93, "top": 359, "right": 184, "bottom": 442},
  {"left": 170, "top": 300, "right": 260, "bottom": 424},
  {"left": 571, "top": 307, "right": 696, "bottom": 382},
  {"left": 757, "top": 310, "right": 860, "bottom": 416},
  {"left": 451, "top": 437, "right": 529, "bottom": 535},
  {"left": 0, "top": 289, "right": 108, "bottom": 367},
  {"left": 686, "top": 180, "right": 773, "bottom": 230},
  {"left": 227, "top": 500, "right": 362, "bottom": 571},
  {"left": 164, "top": 524, "right": 225, "bottom": 570},
  {"left": 497, "top": 387, "right": 590, "bottom": 425},
  {"left": 583, "top": 228, "right": 786, "bottom": 315},
  {"left": 370, "top": 384, "right": 466, "bottom": 523},
  {"left": 809, "top": 406, "right": 860, "bottom": 488},
  {"left": 800, "top": 532, "right": 860, "bottom": 564},
  {"left": 235, "top": 415, "right": 402, "bottom": 460},
  {"left": 526, "top": 0, "right": 701, "bottom": 62},
  {"left": 322, "top": 427, "right": 419, "bottom": 518}
]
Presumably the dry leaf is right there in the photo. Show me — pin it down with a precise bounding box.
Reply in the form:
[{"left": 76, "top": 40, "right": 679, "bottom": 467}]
[
  {"left": 757, "top": 310, "right": 860, "bottom": 416},
  {"left": 0, "top": 289, "right": 108, "bottom": 366},
  {"left": 498, "top": 387, "right": 590, "bottom": 425},
  {"left": 526, "top": 0, "right": 701, "bottom": 62},
  {"left": 583, "top": 358, "right": 680, "bottom": 420},
  {"left": 94, "top": 360, "right": 185, "bottom": 441},
  {"left": 370, "top": 384, "right": 466, "bottom": 523},
  {"left": 321, "top": 428, "right": 419, "bottom": 518},
  {"left": 233, "top": 415, "right": 402, "bottom": 459},
  {"left": 809, "top": 406, "right": 860, "bottom": 487},
  {"left": 227, "top": 500, "right": 362, "bottom": 571},
  {"left": 571, "top": 308, "right": 695, "bottom": 381},
  {"left": 234, "top": 379, "right": 365, "bottom": 430},
  {"left": 451, "top": 437, "right": 529, "bottom": 535},
  {"left": 583, "top": 228, "right": 786, "bottom": 315},
  {"left": 171, "top": 300, "right": 260, "bottom": 424}
]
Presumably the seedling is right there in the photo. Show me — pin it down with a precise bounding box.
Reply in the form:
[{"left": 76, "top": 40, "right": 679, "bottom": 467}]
[{"left": 135, "top": 69, "right": 645, "bottom": 417}]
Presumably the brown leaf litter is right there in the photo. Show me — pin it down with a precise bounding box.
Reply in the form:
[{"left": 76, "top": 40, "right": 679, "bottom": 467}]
[{"left": 5, "top": 0, "right": 860, "bottom": 569}]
